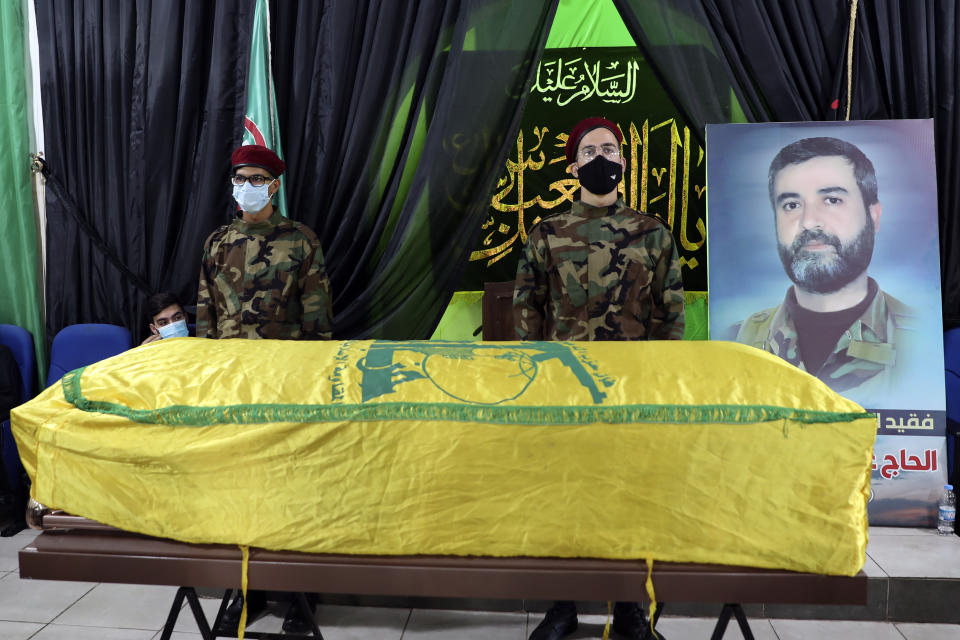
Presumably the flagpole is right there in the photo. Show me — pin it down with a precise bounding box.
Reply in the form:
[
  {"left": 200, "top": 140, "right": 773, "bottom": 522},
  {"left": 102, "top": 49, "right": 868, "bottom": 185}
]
[{"left": 243, "top": 0, "right": 287, "bottom": 216}]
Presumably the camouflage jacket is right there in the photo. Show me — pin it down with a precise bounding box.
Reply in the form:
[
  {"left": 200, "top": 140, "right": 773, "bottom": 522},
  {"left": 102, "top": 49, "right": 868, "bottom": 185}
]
[
  {"left": 734, "top": 279, "right": 918, "bottom": 406},
  {"left": 197, "top": 211, "right": 333, "bottom": 340},
  {"left": 513, "top": 199, "right": 685, "bottom": 341}
]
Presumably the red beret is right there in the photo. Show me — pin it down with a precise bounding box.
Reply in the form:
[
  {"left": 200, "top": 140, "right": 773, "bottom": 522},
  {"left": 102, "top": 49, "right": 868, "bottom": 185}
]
[
  {"left": 231, "top": 144, "right": 286, "bottom": 177},
  {"left": 565, "top": 117, "right": 623, "bottom": 164}
]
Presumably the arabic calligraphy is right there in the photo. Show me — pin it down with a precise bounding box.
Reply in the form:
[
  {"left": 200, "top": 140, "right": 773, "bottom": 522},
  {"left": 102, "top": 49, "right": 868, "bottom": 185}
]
[
  {"left": 466, "top": 50, "right": 708, "bottom": 288},
  {"left": 473, "top": 118, "right": 706, "bottom": 269},
  {"left": 329, "top": 341, "right": 353, "bottom": 403},
  {"left": 871, "top": 448, "right": 939, "bottom": 479},
  {"left": 477, "top": 127, "right": 554, "bottom": 266},
  {"left": 883, "top": 412, "right": 936, "bottom": 432},
  {"left": 533, "top": 57, "right": 640, "bottom": 106}
]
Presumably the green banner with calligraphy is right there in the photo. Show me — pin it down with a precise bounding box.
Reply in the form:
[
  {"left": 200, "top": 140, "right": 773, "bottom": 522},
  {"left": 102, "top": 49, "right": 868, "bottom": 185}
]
[{"left": 461, "top": 47, "right": 709, "bottom": 294}]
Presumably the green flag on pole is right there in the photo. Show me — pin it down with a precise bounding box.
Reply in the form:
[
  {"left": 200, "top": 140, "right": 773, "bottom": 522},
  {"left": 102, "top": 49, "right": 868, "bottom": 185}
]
[
  {"left": 0, "top": 0, "right": 46, "bottom": 385},
  {"left": 242, "top": 0, "right": 287, "bottom": 216}
]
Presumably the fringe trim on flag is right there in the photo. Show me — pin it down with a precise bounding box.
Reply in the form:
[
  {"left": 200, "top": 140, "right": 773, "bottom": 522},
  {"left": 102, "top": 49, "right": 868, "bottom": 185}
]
[{"left": 62, "top": 367, "right": 874, "bottom": 428}]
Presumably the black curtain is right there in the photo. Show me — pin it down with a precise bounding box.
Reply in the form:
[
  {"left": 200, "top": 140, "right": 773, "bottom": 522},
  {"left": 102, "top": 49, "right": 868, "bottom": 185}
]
[
  {"left": 269, "top": 0, "right": 559, "bottom": 338},
  {"left": 37, "top": 0, "right": 254, "bottom": 345},
  {"left": 613, "top": 0, "right": 960, "bottom": 323},
  {"left": 849, "top": 2, "right": 960, "bottom": 325},
  {"left": 611, "top": 0, "right": 850, "bottom": 142}
]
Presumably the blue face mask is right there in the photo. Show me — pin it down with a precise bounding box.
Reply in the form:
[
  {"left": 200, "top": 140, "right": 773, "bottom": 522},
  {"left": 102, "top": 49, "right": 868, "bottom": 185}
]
[
  {"left": 157, "top": 319, "right": 189, "bottom": 339},
  {"left": 232, "top": 181, "right": 274, "bottom": 213}
]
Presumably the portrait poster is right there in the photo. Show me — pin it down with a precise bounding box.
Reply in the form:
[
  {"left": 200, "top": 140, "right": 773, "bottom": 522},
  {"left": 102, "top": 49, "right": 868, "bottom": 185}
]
[{"left": 707, "top": 120, "right": 947, "bottom": 526}]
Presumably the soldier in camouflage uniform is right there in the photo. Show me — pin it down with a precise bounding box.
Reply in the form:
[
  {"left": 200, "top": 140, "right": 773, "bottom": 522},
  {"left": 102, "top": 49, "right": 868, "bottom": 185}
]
[
  {"left": 733, "top": 137, "right": 916, "bottom": 407},
  {"left": 514, "top": 117, "right": 684, "bottom": 342},
  {"left": 198, "top": 145, "right": 331, "bottom": 632},
  {"left": 197, "top": 144, "right": 333, "bottom": 340},
  {"left": 518, "top": 118, "right": 679, "bottom": 640}
]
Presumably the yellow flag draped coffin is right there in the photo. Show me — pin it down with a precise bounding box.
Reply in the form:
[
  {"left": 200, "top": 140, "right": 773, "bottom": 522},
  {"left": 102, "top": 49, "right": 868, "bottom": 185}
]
[{"left": 12, "top": 339, "right": 875, "bottom": 576}]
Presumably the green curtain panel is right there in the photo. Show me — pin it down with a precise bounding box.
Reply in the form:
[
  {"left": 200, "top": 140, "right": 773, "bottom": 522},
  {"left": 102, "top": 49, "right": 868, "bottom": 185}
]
[
  {"left": 545, "top": 0, "right": 633, "bottom": 49},
  {"left": 0, "top": 0, "right": 45, "bottom": 389}
]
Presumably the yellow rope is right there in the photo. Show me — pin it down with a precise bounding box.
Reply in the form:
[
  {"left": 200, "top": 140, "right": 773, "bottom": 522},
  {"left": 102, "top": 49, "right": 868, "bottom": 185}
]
[
  {"left": 238, "top": 545, "right": 250, "bottom": 640},
  {"left": 646, "top": 555, "right": 661, "bottom": 640},
  {"left": 845, "top": 0, "right": 860, "bottom": 120},
  {"left": 601, "top": 600, "right": 612, "bottom": 640}
]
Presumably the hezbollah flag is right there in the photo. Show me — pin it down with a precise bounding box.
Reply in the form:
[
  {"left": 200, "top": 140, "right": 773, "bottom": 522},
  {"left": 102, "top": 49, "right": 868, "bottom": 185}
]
[
  {"left": 14, "top": 339, "right": 874, "bottom": 575},
  {"left": 242, "top": 0, "right": 287, "bottom": 216}
]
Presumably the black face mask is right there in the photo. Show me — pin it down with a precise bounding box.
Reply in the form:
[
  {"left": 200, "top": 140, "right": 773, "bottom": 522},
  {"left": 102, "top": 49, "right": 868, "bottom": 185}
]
[{"left": 576, "top": 155, "right": 623, "bottom": 196}]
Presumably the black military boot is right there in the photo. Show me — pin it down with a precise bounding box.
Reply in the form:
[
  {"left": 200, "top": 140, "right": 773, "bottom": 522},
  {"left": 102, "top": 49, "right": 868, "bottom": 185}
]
[
  {"left": 529, "top": 601, "right": 578, "bottom": 640},
  {"left": 612, "top": 601, "right": 664, "bottom": 639},
  {"left": 219, "top": 589, "right": 268, "bottom": 631},
  {"left": 282, "top": 592, "right": 319, "bottom": 633}
]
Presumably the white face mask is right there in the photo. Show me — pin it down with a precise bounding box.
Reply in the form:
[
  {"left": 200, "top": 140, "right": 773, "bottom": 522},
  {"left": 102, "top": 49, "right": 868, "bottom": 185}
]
[
  {"left": 232, "top": 181, "right": 274, "bottom": 213},
  {"left": 157, "top": 319, "right": 189, "bottom": 339}
]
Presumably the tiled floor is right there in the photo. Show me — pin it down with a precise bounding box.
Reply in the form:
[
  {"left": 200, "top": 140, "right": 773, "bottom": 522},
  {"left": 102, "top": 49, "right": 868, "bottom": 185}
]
[{"left": 2, "top": 527, "right": 959, "bottom": 639}]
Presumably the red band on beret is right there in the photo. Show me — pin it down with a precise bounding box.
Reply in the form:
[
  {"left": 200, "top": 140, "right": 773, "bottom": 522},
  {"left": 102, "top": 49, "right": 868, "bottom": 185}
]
[
  {"left": 231, "top": 144, "right": 286, "bottom": 177},
  {"left": 565, "top": 117, "right": 623, "bottom": 164}
]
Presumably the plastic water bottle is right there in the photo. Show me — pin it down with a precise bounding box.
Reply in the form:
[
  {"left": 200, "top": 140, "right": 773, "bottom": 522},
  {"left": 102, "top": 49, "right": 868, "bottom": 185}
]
[{"left": 938, "top": 484, "right": 956, "bottom": 535}]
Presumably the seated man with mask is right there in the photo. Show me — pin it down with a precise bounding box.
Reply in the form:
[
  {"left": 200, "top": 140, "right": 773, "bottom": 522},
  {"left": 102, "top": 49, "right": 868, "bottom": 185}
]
[{"left": 140, "top": 291, "right": 190, "bottom": 345}]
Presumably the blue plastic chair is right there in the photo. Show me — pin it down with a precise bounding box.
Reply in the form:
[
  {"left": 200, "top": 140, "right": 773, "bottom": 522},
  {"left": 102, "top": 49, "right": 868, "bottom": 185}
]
[
  {"left": 46, "top": 323, "right": 132, "bottom": 387},
  {"left": 944, "top": 329, "right": 960, "bottom": 485},
  {"left": 0, "top": 324, "right": 35, "bottom": 404},
  {"left": 0, "top": 324, "right": 36, "bottom": 504}
]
